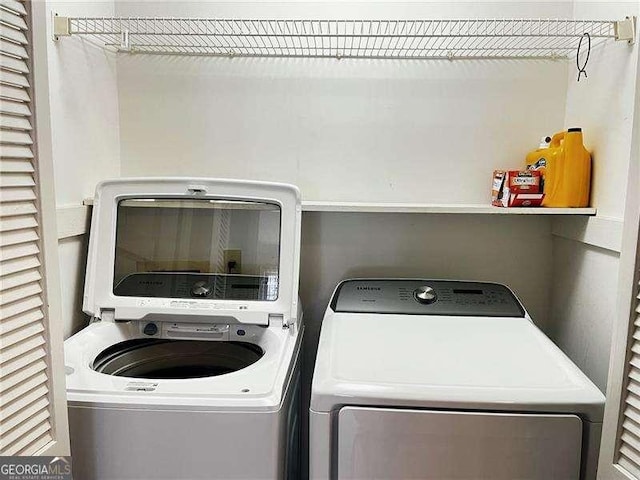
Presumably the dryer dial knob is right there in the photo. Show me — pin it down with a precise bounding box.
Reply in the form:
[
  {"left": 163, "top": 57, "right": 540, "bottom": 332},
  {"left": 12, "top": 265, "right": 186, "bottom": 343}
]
[
  {"left": 414, "top": 286, "right": 437, "bottom": 304},
  {"left": 191, "top": 281, "right": 212, "bottom": 297}
]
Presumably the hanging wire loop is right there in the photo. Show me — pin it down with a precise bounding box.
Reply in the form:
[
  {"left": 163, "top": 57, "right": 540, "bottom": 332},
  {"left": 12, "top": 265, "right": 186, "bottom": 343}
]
[{"left": 576, "top": 32, "right": 591, "bottom": 81}]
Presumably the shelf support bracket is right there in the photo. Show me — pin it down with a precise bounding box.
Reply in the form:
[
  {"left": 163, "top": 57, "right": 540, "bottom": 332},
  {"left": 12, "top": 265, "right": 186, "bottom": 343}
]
[
  {"left": 614, "top": 16, "right": 636, "bottom": 44},
  {"left": 52, "top": 14, "right": 71, "bottom": 41},
  {"left": 120, "top": 30, "right": 131, "bottom": 51}
]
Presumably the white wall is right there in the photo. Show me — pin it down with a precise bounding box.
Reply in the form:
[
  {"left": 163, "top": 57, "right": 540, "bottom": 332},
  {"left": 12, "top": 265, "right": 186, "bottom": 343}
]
[
  {"left": 118, "top": 57, "right": 570, "bottom": 204},
  {"left": 547, "top": 0, "right": 639, "bottom": 392},
  {"left": 44, "top": 1, "right": 121, "bottom": 338},
  {"left": 548, "top": 239, "right": 622, "bottom": 391},
  {"left": 116, "top": 2, "right": 572, "bottom": 204},
  {"left": 564, "top": 2, "right": 639, "bottom": 220}
]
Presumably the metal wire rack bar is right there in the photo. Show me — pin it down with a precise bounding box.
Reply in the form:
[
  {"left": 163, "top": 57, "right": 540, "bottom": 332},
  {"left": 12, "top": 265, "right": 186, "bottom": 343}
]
[{"left": 53, "top": 17, "right": 634, "bottom": 59}]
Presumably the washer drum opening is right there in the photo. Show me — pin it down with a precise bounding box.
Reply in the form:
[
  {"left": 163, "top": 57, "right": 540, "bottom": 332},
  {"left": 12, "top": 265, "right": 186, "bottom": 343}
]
[{"left": 92, "top": 339, "right": 264, "bottom": 379}]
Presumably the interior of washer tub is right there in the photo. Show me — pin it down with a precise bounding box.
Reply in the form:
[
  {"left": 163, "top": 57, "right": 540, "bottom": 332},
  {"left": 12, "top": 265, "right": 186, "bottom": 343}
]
[{"left": 92, "top": 339, "right": 264, "bottom": 379}]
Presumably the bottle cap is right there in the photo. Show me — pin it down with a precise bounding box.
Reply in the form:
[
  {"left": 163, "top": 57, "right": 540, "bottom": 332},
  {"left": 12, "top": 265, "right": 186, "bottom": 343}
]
[
  {"left": 568, "top": 127, "right": 582, "bottom": 133},
  {"left": 539, "top": 136, "right": 551, "bottom": 148}
]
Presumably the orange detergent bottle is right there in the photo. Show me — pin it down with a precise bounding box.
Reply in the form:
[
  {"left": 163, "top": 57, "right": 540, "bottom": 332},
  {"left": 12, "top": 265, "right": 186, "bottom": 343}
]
[{"left": 526, "top": 128, "right": 591, "bottom": 207}]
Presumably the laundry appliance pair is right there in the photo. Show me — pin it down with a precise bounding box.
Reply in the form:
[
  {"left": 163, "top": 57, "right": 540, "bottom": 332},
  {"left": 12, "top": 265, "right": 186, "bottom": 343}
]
[{"left": 65, "top": 178, "right": 605, "bottom": 480}]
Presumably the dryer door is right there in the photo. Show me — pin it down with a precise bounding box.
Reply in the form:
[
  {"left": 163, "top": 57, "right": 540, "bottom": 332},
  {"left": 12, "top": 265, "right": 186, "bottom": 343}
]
[{"left": 337, "top": 407, "right": 582, "bottom": 480}]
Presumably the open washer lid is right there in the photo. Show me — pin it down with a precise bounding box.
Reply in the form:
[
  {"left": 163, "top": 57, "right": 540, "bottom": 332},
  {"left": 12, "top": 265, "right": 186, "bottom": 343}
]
[{"left": 83, "top": 178, "right": 301, "bottom": 326}]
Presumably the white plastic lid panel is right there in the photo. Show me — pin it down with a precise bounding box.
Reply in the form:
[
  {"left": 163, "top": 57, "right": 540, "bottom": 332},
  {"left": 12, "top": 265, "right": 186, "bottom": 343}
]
[{"left": 83, "top": 178, "right": 302, "bottom": 325}]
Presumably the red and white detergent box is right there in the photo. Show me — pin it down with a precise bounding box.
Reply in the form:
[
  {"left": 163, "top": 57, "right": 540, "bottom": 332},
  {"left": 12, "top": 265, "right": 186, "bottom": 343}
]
[{"left": 492, "top": 170, "right": 545, "bottom": 207}]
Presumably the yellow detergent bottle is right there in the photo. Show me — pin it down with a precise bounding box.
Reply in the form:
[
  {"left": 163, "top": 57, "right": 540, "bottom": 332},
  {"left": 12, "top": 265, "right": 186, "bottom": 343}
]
[{"left": 526, "top": 128, "right": 591, "bottom": 208}]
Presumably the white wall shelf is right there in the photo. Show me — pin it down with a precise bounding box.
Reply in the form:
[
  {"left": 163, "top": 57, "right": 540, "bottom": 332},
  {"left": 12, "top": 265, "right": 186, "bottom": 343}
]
[
  {"left": 302, "top": 202, "right": 597, "bottom": 214},
  {"left": 53, "top": 16, "right": 635, "bottom": 59},
  {"left": 81, "top": 198, "right": 595, "bottom": 215}
]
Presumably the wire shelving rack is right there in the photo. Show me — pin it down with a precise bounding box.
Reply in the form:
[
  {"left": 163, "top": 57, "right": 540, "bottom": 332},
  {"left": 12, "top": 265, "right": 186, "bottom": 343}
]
[{"left": 52, "top": 16, "right": 635, "bottom": 59}]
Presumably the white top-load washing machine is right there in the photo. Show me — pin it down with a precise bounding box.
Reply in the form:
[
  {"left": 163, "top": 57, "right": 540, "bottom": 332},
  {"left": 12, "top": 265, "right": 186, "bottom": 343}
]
[
  {"left": 310, "top": 279, "right": 605, "bottom": 480},
  {"left": 64, "top": 178, "right": 303, "bottom": 480}
]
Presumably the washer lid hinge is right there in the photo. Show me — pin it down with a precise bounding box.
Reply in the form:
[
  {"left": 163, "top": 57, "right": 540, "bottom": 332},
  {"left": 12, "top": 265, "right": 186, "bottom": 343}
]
[
  {"left": 100, "top": 309, "right": 116, "bottom": 323},
  {"left": 269, "top": 313, "right": 287, "bottom": 328},
  {"left": 286, "top": 317, "right": 297, "bottom": 330}
]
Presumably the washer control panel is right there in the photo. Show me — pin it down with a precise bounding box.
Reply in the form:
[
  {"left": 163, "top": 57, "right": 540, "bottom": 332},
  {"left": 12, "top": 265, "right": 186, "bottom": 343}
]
[
  {"left": 114, "top": 273, "right": 273, "bottom": 301},
  {"left": 331, "top": 279, "right": 525, "bottom": 317}
]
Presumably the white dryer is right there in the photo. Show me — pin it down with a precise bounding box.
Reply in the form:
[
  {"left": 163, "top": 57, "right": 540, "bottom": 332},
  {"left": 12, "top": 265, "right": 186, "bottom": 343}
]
[
  {"left": 310, "top": 279, "right": 605, "bottom": 480},
  {"left": 64, "top": 178, "right": 303, "bottom": 479}
]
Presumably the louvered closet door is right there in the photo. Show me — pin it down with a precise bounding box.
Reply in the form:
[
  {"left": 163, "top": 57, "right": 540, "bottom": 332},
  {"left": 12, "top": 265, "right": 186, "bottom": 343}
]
[
  {"left": 0, "top": 0, "right": 55, "bottom": 456},
  {"left": 619, "top": 272, "right": 640, "bottom": 477}
]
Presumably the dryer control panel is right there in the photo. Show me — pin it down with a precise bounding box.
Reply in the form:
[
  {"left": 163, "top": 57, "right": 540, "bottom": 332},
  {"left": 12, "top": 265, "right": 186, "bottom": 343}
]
[{"left": 331, "top": 279, "right": 525, "bottom": 317}]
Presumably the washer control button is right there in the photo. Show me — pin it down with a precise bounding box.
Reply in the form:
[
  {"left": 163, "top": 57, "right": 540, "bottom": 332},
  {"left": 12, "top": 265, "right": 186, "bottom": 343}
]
[
  {"left": 414, "top": 286, "right": 437, "bottom": 304},
  {"left": 143, "top": 322, "right": 158, "bottom": 336},
  {"left": 191, "top": 281, "right": 212, "bottom": 297}
]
